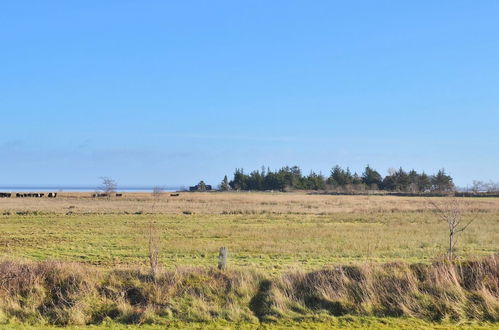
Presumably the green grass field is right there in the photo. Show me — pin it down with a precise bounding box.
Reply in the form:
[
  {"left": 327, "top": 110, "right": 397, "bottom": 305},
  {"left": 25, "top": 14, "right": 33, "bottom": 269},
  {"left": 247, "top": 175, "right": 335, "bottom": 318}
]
[
  {"left": 0, "top": 194, "right": 498, "bottom": 328},
  {"left": 1, "top": 211, "right": 497, "bottom": 271}
]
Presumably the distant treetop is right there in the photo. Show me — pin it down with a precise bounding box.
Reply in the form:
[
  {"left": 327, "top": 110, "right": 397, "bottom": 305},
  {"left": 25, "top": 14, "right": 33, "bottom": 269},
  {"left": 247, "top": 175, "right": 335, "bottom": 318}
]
[{"left": 224, "top": 165, "right": 454, "bottom": 193}]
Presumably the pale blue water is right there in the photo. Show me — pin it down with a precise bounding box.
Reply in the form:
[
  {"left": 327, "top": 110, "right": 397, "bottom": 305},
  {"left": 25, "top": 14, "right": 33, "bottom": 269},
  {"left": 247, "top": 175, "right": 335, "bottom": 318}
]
[{"left": 0, "top": 186, "right": 184, "bottom": 192}]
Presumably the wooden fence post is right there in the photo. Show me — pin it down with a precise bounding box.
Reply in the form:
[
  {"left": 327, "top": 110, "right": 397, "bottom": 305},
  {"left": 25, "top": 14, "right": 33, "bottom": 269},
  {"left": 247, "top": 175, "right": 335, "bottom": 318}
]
[{"left": 218, "top": 247, "right": 228, "bottom": 270}]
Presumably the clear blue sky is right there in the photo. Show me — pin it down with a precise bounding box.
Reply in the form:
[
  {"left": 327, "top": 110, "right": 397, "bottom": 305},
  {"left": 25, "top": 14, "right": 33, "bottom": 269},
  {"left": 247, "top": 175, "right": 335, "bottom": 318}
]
[{"left": 1, "top": 1, "right": 498, "bottom": 187}]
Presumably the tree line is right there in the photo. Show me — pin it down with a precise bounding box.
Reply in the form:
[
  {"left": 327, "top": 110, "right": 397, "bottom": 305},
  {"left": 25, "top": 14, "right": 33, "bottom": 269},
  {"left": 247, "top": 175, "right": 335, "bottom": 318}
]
[{"left": 220, "top": 165, "right": 454, "bottom": 192}]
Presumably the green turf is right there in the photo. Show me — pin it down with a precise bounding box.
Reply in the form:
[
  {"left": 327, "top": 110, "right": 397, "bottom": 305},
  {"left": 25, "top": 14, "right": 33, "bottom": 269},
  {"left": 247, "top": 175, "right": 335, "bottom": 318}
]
[
  {"left": 0, "top": 211, "right": 497, "bottom": 272},
  {"left": 1, "top": 316, "right": 497, "bottom": 329}
]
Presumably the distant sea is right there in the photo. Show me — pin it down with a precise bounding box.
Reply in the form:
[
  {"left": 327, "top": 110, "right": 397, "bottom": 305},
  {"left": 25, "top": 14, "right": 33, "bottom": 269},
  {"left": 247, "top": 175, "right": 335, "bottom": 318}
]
[{"left": 0, "top": 186, "right": 184, "bottom": 192}]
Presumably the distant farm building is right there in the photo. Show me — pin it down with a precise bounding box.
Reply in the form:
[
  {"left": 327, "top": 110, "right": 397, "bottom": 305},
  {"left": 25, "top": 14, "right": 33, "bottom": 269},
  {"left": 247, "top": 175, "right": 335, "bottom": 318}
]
[{"left": 189, "top": 182, "right": 212, "bottom": 191}]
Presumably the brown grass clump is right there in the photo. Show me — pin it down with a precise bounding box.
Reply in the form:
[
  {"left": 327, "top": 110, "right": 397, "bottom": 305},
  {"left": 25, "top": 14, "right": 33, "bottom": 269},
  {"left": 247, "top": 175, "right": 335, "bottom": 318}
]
[
  {"left": 0, "top": 256, "right": 497, "bottom": 325},
  {"left": 0, "top": 261, "right": 97, "bottom": 325},
  {"left": 275, "top": 255, "right": 499, "bottom": 322}
]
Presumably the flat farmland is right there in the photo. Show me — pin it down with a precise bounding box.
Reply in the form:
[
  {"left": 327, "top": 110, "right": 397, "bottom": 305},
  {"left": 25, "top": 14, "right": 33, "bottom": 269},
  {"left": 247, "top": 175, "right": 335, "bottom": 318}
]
[
  {"left": 0, "top": 192, "right": 498, "bottom": 327},
  {"left": 1, "top": 191, "right": 499, "bottom": 214},
  {"left": 0, "top": 193, "right": 497, "bottom": 270}
]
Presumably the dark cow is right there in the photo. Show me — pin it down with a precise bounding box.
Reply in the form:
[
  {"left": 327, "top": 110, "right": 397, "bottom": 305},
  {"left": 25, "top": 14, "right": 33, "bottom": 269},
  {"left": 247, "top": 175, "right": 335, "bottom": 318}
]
[
  {"left": 16, "top": 192, "right": 46, "bottom": 197},
  {"left": 48, "top": 192, "right": 57, "bottom": 198},
  {"left": 92, "top": 193, "right": 109, "bottom": 198},
  {"left": 0, "top": 193, "right": 11, "bottom": 198},
  {"left": 170, "top": 193, "right": 180, "bottom": 197}
]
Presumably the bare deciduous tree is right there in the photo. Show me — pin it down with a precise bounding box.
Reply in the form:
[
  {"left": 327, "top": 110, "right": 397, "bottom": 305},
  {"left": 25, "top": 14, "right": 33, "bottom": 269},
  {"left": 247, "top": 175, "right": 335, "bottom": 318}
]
[
  {"left": 427, "top": 196, "right": 478, "bottom": 260},
  {"left": 99, "top": 177, "right": 117, "bottom": 195},
  {"left": 471, "top": 180, "right": 484, "bottom": 193},
  {"left": 152, "top": 186, "right": 164, "bottom": 199},
  {"left": 472, "top": 180, "right": 499, "bottom": 193}
]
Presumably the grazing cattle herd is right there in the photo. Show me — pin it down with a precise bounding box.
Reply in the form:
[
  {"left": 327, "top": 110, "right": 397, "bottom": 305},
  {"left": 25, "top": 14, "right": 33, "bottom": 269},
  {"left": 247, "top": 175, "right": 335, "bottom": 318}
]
[
  {"left": 0, "top": 192, "right": 125, "bottom": 198},
  {"left": 91, "top": 193, "right": 123, "bottom": 198},
  {"left": 0, "top": 192, "right": 181, "bottom": 198},
  {"left": 0, "top": 192, "right": 58, "bottom": 198}
]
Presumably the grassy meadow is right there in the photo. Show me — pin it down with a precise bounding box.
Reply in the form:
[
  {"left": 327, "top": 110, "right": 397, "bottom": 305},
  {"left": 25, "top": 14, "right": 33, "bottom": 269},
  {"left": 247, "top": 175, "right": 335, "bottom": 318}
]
[
  {"left": 0, "top": 192, "right": 498, "bottom": 270},
  {"left": 0, "top": 192, "right": 498, "bottom": 327}
]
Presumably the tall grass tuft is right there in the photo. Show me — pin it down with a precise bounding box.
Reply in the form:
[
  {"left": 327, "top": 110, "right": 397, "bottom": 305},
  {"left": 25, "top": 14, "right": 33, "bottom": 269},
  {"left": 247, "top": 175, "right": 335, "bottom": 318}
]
[{"left": 0, "top": 256, "right": 497, "bottom": 325}]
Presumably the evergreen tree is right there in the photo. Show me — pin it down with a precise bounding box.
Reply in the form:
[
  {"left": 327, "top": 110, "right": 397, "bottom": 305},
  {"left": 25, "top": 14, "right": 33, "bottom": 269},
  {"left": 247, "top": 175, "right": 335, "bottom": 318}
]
[
  {"left": 328, "top": 165, "right": 352, "bottom": 187},
  {"left": 432, "top": 169, "right": 454, "bottom": 192},
  {"left": 352, "top": 172, "right": 362, "bottom": 185},
  {"left": 408, "top": 169, "right": 419, "bottom": 192},
  {"left": 418, "top": 172, "right": 432, "bottom": 192},
  {"left": 362, "top": 165, "right": 382, "bottom": 189},
  {"left": 303, "top": 171, "right": 326, "bottom": 190},
  {"left": 197, "top": 180, "right": 207, "bottom": 191},
  {"left": 225, "top": 165, "right": 455, "bottom": 193},
  {"left": 248, "top": 170, "right": 264, "bottom": 190},
  {"left": 229, "top": 169, "right": 246, "bottom": 190},
  {"left": 381, "top": 173, "right": 397, "bottom": 191},
  {"left": 395, "top": 168, "right": 410, "bottom": 191},
  {"left": 220, "top": 175, "right": 230, "bottom": 191},
  {"left": 264, "top": 171, "right": 284, "bottom": 191}
]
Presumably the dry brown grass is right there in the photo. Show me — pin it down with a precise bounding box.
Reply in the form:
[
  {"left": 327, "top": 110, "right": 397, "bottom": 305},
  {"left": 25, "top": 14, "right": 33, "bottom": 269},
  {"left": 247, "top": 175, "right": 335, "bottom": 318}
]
[
  {"left": 276, "top": 255, "right": 499, "bottom": 321},
  {"left": 2, "top": 192, "right": 499, "bottom": 215},
  {"left": 0, "top": 256, "right": 497, "bottom": 325}
]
